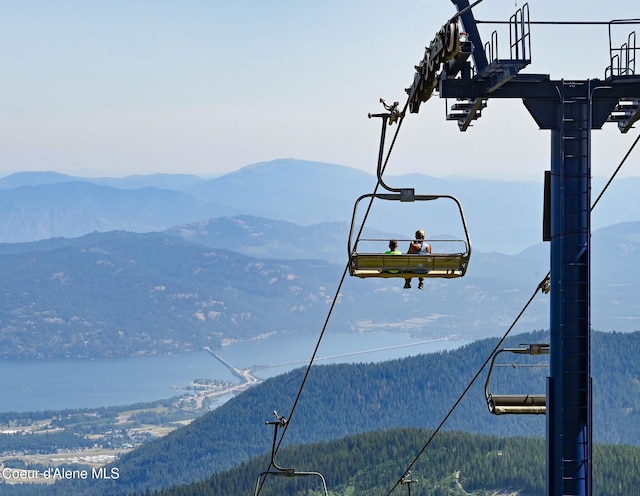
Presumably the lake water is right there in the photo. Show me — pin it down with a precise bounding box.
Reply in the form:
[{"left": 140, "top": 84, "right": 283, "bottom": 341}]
[{"left": 0, "top": 332, "right": 468, "bottom": 413}]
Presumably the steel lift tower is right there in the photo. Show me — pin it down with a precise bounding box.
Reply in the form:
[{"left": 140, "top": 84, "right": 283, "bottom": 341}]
[{"left": 405, "top": 2, "right": 640, "bottom": 495}]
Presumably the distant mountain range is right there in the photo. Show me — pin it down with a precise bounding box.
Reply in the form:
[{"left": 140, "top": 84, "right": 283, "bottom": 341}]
[
  {"left": 2, "top": 159, "right": 639, "bottom": 253},
  {"left": 0, "top": 159, "right": 638, "bottom": 358},
  {"left": 0, "top": 171, "right": 208, "bottom": 190},
  {"left": 0, "top": 215, "right": 639, "bottom": 358}
]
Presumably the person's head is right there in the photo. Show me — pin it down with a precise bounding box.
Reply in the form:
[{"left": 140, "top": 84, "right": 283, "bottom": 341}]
[
  {"left": 389, "top": 239, "right": 398, "bottom": 251},
  {"left": 415, "top": 229, "right": 425, "bottom": 240}
]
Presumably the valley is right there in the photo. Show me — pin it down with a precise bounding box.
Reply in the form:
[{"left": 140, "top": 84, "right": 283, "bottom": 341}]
[{"left": 0, "top": 335, "right": 464, "bottom": 489}]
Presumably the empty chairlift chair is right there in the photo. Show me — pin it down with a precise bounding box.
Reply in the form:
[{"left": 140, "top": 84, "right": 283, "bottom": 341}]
[
  {"left": 254, "top": 411, "right": 329, "bottom": 496},
  {"left": 484, "top": 343, "right": 549, "bottom": 415}
]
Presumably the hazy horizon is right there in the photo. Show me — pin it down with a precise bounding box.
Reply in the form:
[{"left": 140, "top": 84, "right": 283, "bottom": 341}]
[{"left": 1, "top": 1, "right": 638, "bottom": 181}]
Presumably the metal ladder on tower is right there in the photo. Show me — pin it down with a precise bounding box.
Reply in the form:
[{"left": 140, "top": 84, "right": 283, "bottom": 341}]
[{"left": 557, "top": 79, "right": 591, "bottom": 495}]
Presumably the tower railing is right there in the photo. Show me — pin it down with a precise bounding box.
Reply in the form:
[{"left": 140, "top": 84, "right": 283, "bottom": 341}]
[
  {"left": 606, "top": 21, "right": 638, "bottom": 77},
  {"left": 509, "top": 2, "right": 531, "bottom": 62}
]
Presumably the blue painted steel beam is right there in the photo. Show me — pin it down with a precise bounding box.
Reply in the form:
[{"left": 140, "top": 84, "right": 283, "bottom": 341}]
[
  {"left": 503, "top": 79, "right": 629, "bottom": 496},
  {"left": 528, "top": 81, "right": 592, "bottom": 496},
  {"left": 441, "top": 75, "right": 635, "bottom": 103},
  {"left": 450, "top": 0, "right": 488, "bottom": 72}
]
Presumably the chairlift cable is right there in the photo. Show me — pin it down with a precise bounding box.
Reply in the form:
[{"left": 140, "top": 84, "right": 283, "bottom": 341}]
[
  {"left": 476, "top": 19, "right": 640, "bottom": 25},
  {"left": 449, "top": 0, "right": 488, "bottom": 24},
  {"left": 592, "top": 132, "right": 640, "bottom": 211},
  {"left": 252, "top": 265, "right": 348, "bottom": 496},
  {"left": 273, "top": 99, "right": 411, "bottom": 445},
  {"left": 383, "top": 274, "right": 548, "bottom": 496},
  {"left": 254, "top": 87, "right": 413, "bottom": 496},
  {"left": 383, "top": 130, "right": 639, "bottom": 494}
]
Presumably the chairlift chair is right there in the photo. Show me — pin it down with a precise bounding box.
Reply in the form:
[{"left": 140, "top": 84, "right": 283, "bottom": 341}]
[
  {"left": 349, "top": 101, "right": 472, "bottom": 281},
  {"left": 348, "top": 190, "right": 472, "bottom": 279},
  {"left": 484, "top": 343, "right": 549, "bottom": 415},
  {"left": 254, "top": 411, "right": 329, "bottom": 496}
]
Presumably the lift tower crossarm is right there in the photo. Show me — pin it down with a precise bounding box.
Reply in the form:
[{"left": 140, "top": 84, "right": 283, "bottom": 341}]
[
  {"left": 451, "top": 0, "right": 488, "bottom": 72},
  {"left": 441, "top": 76, "right": 634, "bottom": 104}
]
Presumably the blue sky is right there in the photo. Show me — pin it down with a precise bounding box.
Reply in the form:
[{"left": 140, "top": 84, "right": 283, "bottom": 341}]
[{"left": 1, "top": 1, "right": 638, "bottom": 180}]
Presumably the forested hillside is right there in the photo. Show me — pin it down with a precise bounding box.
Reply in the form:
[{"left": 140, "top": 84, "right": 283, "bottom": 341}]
[
  {"left": 43, "top": 330, "right": 640, "bottom": 495},
  {"left": 0, "top": 230, "right": 343, "bottom": 357},
  {"left": 144, "top": 428, "right": 640, "bottom": 496}
]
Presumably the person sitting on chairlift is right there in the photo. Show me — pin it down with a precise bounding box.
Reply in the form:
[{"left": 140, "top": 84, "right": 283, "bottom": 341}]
[
  {"left": 384, "top": 239, "right": 402, "bottom": 273},
  {"left": 404, "top": 229, "right": 431, "bottom": 290}
]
